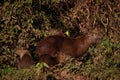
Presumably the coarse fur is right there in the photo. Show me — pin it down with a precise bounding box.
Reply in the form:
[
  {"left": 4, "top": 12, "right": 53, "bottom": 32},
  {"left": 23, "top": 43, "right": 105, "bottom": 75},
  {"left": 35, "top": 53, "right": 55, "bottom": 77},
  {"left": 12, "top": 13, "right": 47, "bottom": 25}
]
[
  {"left": 35, "top": 28, "right": 103, "bottom": 66},
  {"left": 15, "top": 47, "right": 34, "bottom": 69},
  {"left": 47, "top": 28, "right": 65, "bottom": 37}
]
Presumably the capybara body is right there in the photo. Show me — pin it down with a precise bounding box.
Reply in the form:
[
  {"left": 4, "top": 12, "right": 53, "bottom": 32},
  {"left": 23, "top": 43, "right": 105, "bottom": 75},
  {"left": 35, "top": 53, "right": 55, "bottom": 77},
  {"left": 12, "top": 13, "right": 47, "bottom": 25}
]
[
  {"left": 39, "top": 54, "right": 59, "bottom": 66},
  {"left": 36, "top": 29, "right": 103, "bottom": 66},
  {"left": 15, "top": 47, "right": 34, "bottom": 69}
]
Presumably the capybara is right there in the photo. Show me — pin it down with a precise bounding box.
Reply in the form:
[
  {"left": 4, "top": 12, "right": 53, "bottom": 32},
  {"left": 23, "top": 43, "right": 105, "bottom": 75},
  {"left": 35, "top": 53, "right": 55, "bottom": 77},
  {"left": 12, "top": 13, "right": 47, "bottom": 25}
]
[
  {"left": 15, "top": 47, "right": 34, "bottom": 69},
  {"left": 36, "top": 28, "right": 103, "bottom": 66}
]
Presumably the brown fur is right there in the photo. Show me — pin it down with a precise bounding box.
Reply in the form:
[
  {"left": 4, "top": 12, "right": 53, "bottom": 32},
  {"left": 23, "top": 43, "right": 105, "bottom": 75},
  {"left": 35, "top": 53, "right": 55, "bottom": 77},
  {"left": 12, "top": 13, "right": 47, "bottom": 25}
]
[
  {"left": 35, "top": 28, "right": 103, "bottom": 66},
  {"left": 15, "top": 47, "right": 34, "bottom": 69},
  {"left": 47, "top": 28, "right": 65, "bottom": 37},
  {"left": 39, "top": 54, "right": 59, "bottom": 66}
]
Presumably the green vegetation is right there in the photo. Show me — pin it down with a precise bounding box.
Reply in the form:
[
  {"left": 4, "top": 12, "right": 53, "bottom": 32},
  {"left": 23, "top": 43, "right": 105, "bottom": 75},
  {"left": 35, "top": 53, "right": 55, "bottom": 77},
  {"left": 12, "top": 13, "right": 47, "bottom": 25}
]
[{"left": 0, "top": 0, "right": 120, "bottom": 79}]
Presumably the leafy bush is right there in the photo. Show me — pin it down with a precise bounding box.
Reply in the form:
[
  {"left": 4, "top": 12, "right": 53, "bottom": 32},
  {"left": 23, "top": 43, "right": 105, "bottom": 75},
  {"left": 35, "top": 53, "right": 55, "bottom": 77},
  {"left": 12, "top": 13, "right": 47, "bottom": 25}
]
[{"left": 0, "top": 0, "right": 120, "bottom": 79}]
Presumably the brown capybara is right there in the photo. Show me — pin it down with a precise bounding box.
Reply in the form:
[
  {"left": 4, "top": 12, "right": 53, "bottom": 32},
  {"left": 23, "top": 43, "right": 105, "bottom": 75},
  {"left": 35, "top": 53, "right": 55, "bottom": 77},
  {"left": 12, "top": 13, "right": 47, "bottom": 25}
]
[
  {"left": 15, "top": 47, "right": 34, "bottom": 69},
  {"left": 35, "top": 28, "right": 103, "bottom": 66}
]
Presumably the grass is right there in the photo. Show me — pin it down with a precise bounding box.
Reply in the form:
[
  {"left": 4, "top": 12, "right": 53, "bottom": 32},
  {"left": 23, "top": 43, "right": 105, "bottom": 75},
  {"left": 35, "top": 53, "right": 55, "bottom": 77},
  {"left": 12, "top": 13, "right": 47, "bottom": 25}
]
[{"left": 0, "top": 0, "right": 120, "bottom": 79}]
